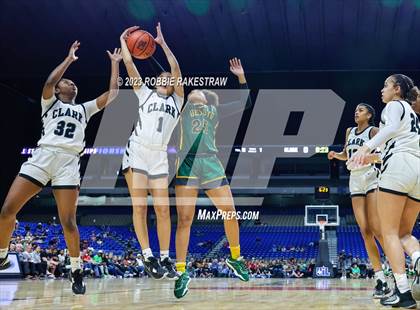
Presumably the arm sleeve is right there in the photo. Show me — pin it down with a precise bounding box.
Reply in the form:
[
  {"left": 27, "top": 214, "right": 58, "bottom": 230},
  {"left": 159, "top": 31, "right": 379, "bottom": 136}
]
[
  {"left": 217, "top": 82, "right": 253, "bottom": 119},
  {"left": 365, "top": 102, "right": 403, "bottom": 150},
  {"left": 82, "top": 99, "right": 100, "bottom": 121},
  {"left": 134, "top": 84, "right": 153, "bottom": 106}
]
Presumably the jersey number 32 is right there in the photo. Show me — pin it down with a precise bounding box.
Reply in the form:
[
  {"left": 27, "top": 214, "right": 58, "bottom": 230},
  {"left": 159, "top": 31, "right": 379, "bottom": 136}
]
[{"left": 54, "top": 121, "right": 76, "bottom": 138}]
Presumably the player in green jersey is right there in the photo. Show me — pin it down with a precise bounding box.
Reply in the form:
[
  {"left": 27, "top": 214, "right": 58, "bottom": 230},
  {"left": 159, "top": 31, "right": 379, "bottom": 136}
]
[{"left": 173, "top": 58, "right": 252, "bottom": 298}]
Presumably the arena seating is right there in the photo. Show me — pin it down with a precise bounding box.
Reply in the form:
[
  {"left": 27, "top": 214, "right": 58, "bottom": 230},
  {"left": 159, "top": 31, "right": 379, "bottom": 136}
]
[{"left": 14, "top": 219, "right": 420, "bottom": 260}]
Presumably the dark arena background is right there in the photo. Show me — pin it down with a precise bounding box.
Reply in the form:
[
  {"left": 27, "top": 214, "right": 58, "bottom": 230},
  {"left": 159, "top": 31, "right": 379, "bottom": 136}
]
[{"left": 1, "top": 0, "right": 420, "bottom": 309}]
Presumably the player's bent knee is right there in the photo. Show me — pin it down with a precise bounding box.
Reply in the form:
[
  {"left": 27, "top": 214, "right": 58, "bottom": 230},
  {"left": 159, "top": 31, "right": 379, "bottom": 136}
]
[
  {"left": 154, "top": 206, "right": 170, "bottom": 219},
  {"left": 177, "top": 214, "right": 194, "bottom": 228},
  {"left": 61, "top": 217, "right": 78, "bottom": 233},
  {"left": 359, "top": 227, "right": 374, "bottom": 239},
  {"left": 132, "top": 205, "right": 148, "bottom": 217},
  {"left": 382, "top": 231, "right": 399, "bottom": 242}
]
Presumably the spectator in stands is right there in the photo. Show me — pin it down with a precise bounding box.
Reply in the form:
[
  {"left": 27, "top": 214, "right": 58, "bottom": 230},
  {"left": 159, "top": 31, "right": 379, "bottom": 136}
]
[
  {"left": 211, "top": 259, "right": 219, "bottom": 277},
  {"left": 9, "top": 243, "right": 16, "bottom": 252},
  {"left": 50, "top": 249, "right": 64, "bottom": 278},
  {"left": 99, "top": 251, "right": 110, "bottom": 278},
  {"left": 92, "top": 250, "right": 104, "bottom": 278},
  {"left": 32, "top": 245, "right": 46, "bottom": 278},
  {"left": 91, "top": 232, "right": 97, "bottom": 242},
  {"left": 82, "top": 249, "right": 93, "bottom": 276},
  {"left": 107, "top": 255, "right": 124, "bottom": 278},
  {"left": 350, "top": 263, "right": 361, "bottom": 279},
  {"left": 21, "top": 244, "right": 34, "bottom": 279}
]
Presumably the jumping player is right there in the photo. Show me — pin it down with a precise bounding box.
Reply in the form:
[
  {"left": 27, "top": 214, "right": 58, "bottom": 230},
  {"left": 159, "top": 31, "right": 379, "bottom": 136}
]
[
  {"left": 0, "top": 41, "right": 122, "bottom": 295},
  {"left": 120, "top": 24, "right": 184, "bottom": 279},
  {"left": 173, "top": 58, "right": 251, "bottom": 298},
  {"left": 350, "top": 74, "right": 420, "bottom": 308},
  {"left": 328, "top": 103, "right": 390, "bottom": 298}
]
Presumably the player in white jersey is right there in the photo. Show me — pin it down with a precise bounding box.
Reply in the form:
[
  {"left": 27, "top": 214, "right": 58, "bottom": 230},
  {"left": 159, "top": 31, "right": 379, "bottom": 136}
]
[
  {"left": 328, "top": 103, "right": 390, "bottom": 297},
  {"left": 351, "top": 74, "right": 420, "bottom": 308},
  {"left": 0, "top": 42, "right": 122, "bottom": 295},
  {"left": 119, "top": 24, "right": 184, "bottom": 279}
]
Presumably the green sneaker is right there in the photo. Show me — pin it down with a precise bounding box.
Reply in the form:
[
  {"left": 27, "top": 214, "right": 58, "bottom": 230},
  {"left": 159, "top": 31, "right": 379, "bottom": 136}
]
[
  {"left": 226, "top": 256, "right": 249, "bottom": 282},
  {"left": 174, "top": 272, "right": 191, "bottom": 299}
]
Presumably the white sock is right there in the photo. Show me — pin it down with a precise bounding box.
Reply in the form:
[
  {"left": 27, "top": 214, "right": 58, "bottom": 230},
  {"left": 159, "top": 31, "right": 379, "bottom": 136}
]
[
  {"left": 374, "top": 270, "right": 386, "bottom": 283},
  {"left": 70, "top": 257, "right": 82, "bottom": 272},
  {"left": 394, "top": 273, "right": 410, "bottom": 294},
  {"left": 411, "top": 251, "right": 420, "bottom": 266},
  {"left": 142, "top": 248, "right": 153, "bottom": 260},
  {"left": 160, "top": 250, "right": 169, "bottom": 260},
  {"left": 0, "top": 248, "right": 8, "bottom": 259}
]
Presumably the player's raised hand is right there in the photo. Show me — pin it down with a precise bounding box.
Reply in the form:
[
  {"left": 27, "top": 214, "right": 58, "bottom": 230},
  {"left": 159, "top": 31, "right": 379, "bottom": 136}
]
[
  {"left": 120, "top": 26, "right": 140, "bottom": 41},
  {"left": 68, "top": 41, "right": 80, "bottom": 62},
  {"left": 154, "top": 22, "right": 165, "bottom": 46},
  {"left": 229, "top": 58, "right": 244, "bottom": 77},
  {"left": 107, "top": 48, "right": 122, "bottom": 63}
]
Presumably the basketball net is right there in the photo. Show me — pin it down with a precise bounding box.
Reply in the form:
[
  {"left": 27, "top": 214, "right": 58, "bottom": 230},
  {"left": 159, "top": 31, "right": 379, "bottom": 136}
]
[{"left": 318, "top": 220, "right": 327, "bottom": 240}]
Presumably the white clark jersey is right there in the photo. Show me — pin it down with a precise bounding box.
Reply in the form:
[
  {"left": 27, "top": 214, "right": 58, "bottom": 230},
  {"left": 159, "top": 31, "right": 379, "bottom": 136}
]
[
  {"left": 38, "top": 95, "right": 100, "bottom": 154},
  {"left": 129, "top": 84, "right": 183, "bottom": 150},
  {"left": 346, "top": 126, "right": 375, "bottom": 172},
  {"left": 365, "top": 100, "right": 420, "bottom": 160}
]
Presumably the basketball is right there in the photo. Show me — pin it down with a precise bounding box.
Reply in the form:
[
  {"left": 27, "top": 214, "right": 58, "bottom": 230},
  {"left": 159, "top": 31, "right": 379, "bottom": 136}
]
[{"left": 126, "top": 30, "right": 156, "bottom": 60}]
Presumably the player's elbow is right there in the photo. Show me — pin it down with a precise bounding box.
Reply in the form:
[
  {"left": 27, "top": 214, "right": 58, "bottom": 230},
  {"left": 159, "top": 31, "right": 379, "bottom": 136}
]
[{"left": 104, "top": 89, "right": 119, "bottom": 106}]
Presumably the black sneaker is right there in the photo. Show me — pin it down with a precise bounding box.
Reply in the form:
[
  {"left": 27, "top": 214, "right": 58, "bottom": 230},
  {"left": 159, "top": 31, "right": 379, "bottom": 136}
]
[
  {"left": 373, "top": 279, "right": 391, "bottom": 299},
  {"left": 142, "top": 256, "right": 167, "bottom": 280},
  {"left": 0, "top": 255, "right": 10, "bottom": 270},
  {"left": 69, "top": 269, "right": 86, "bottom": 295},
  {"left": 160, "top": 257, "right": 178, "bottom": 280},
  {"left": 380, "top": 288, "right": 417, "bottom": 309},
  {"left": 413, "top": 257, "right": 420, "bottom": 301}
]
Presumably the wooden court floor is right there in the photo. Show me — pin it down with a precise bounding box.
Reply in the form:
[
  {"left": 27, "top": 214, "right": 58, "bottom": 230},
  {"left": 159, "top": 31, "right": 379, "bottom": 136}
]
[{"left": 0, "top": 278, "right": 408, "bottom": 310}]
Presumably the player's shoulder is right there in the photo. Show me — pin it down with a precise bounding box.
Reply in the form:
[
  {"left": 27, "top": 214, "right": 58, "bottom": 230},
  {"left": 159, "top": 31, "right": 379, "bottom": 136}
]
[
  {"left": 387, "top": 99, "right": 409, "bottom": 109},
  {"left": 386, "top": 100, "right": 409, "bottom": 120}
]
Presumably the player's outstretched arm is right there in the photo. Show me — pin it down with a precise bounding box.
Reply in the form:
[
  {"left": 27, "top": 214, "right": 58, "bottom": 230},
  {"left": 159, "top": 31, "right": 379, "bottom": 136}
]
[
  {"left": 155, "top": 22, "right": 184, "bottom": 98},
  {"left": 96, "top": 48, "right": 122, "bottom": 109},
  {"left": 217, "top": 58, "right": 252, "bottom": 118},
  {"left": 42, "top": 41, "right": 80, "bottom": 100},
  {"left": 120, "top": 26, "right": 142, "bottom": 90}
]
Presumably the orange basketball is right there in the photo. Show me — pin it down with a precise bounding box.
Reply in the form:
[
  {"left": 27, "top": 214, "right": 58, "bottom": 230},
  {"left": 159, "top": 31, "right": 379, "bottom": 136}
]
[{"left": 126, "top": 30, "right": 156, "bottom": 60}]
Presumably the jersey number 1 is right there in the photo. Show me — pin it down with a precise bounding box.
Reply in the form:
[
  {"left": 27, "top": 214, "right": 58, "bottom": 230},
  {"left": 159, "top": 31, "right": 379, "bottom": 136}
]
[
  {"left": 54, "top": 121, "right": 76, "bottom": 138},
  {"left": 157, "top": 117, "right": 163, "bottom": 133}
]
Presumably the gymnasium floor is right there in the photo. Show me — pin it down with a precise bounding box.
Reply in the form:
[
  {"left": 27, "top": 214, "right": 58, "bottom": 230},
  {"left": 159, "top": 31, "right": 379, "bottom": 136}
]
[{"left": 0, "top": 278, "right": 398, "bottom": 310}]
